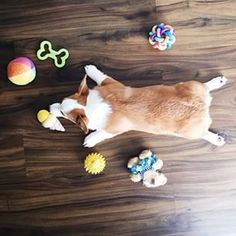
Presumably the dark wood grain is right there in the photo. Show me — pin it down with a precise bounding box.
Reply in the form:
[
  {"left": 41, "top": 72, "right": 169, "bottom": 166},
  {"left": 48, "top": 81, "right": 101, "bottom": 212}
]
[{"left": 0, "top": 0, "right": 236, "bottom": 235}]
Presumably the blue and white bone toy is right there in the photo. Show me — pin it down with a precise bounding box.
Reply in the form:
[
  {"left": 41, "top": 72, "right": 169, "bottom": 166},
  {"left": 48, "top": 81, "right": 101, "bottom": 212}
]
[{"left": 127, "top": 150, "right": 167, "bottom": 188}]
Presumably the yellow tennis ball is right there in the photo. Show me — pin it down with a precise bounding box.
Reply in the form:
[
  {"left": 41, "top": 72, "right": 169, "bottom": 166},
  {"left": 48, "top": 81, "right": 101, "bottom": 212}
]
[
  {"left": 84, "top": 153, "right": 106, "bottom": 175},
  {"left": 37, "top": 110, "right": 49, "bottom": 123}
]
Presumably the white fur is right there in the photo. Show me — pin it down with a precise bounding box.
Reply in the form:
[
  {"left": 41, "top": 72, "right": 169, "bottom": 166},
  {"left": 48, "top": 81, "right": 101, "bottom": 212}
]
[
  {"left": 85, "top": 65, "right": 107, "bottom": 85},
  {"left": 61, "top": 98, "right": 85, "bottom": 113},
  {"left": 60, "top": 90, "right": 112, "bottom": 132},
  {"left": 85, "top": 89, "right": 112, "bottom": 130},
  {"left": 205, "top": 76, "right": 227, "bottom": 91},
  {"left": 202, "top": 131, "right": 226, "bottom": 146},
  {"left": 83, "top": 130, "right": 114, "bottom": 147},
  {"left": 50, "top": 103, "right": 66, "bottom": 118},
  {"left": 57, "top": 66, "right": 228, "bottom": 148}
]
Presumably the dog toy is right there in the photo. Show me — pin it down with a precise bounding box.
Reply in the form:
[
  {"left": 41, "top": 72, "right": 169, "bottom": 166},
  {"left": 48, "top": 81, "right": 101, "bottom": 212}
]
[
  {"left": 84, "top": 153, "right": 106, "bottom": 175},
  {"left": 127, "top": 150, "right": 167, "bottom": 188},
  {"left": 37, "top": 40, "right": 69, "bottom": 68},
  {"left": 7, "top": 57, "right": 36, "bottom": 85},
  {"left": 148, "top": 23, "right": 176, "bottom": 50},
  {"left": 37, "top": 109, "right": 65, "bottom": 132}
]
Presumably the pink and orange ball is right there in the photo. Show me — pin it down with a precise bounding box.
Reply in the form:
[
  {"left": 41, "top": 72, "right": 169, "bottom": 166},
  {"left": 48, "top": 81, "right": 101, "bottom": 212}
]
[{"left": 7, "top": 57, "right": 36, "bottom": 85}]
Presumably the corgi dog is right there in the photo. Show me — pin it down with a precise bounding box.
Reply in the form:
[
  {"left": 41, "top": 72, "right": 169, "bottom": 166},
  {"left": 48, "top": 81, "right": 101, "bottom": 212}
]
[{"left": 56, "top": 65, "right": 227, "bottom": 148}]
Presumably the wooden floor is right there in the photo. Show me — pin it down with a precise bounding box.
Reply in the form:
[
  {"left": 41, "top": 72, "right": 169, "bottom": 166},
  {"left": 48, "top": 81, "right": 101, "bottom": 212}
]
[{"left": 0, "top": 0, "right": 236, "bottom": 235}]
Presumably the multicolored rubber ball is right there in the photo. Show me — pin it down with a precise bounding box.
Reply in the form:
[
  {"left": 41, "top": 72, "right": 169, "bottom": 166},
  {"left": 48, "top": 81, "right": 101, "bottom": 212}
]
[{"left": 148, "top": 23, "right": 176, "bottom": 50}]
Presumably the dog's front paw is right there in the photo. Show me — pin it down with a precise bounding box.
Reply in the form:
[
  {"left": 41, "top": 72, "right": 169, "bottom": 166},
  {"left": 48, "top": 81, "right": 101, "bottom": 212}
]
[
  {"left": 84, "top": 65, "right": 107, "bottom": 85},
  {"left": 85, "top": 65, "right": 100, "bottom": 78},
  {"left": 83, "top": 131, "right": 100, "bottom": 148},
  {"left": 83, "top": 130, "right": 114, "bottom": 148}
]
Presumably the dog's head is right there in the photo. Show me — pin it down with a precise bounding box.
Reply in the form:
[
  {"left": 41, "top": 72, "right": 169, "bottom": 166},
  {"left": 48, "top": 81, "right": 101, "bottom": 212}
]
[{"left": 60, "top": 75, "right": 89, "bottom": 134}]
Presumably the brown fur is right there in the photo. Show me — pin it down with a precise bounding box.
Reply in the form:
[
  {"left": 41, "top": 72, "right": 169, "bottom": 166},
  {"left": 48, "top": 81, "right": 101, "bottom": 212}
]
[
  {"left": 69, "top": 76, "right": 212, "bottom": 140},
  {"left": 66, "top": 108, "right": 89, "bottom": 134}
]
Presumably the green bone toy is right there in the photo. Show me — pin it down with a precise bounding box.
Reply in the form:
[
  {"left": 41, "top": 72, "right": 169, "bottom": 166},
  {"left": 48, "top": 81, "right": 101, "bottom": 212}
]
[{"left": 37, "top": 40, "right": 69, "bottom": 68}]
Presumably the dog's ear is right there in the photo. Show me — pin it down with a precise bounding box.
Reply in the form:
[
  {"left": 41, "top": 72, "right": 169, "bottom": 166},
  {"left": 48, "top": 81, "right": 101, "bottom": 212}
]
[
  {"left": 74, "top": 108, "right": 89, "bottom": 134},
  {"left": 78, "top": 74, "right": 88, "bottom": 96}
]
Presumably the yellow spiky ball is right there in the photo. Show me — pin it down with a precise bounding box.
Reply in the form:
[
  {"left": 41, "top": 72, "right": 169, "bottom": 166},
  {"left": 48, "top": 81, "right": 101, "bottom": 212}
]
[{"left": 84, "top": 153, "right": 106, "bottom": 175}]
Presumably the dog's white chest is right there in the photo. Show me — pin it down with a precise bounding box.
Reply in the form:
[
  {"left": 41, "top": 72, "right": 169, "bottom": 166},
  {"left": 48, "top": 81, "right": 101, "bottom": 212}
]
[{"left": 85, "top": 90, "right": 112, "bottom": 130}]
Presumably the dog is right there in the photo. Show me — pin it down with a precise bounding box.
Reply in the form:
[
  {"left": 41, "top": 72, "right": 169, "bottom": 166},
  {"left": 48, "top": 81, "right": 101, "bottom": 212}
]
[{"left": 56, "top": 65, "right": 227, "bottom": 148}]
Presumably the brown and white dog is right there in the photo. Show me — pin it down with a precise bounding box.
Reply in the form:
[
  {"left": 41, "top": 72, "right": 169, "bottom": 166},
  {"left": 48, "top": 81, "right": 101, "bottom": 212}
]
[{"left": 56, "top": 65, "right": 227, "bottom": 147}]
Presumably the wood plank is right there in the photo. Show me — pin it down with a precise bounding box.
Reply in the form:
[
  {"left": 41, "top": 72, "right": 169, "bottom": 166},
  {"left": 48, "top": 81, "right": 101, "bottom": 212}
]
[
  {"left": 0, "top": 135, "right": 26, "bottom": 184},
  {"left": 0, "top": 0, "right": 236, "bottom": 235}
]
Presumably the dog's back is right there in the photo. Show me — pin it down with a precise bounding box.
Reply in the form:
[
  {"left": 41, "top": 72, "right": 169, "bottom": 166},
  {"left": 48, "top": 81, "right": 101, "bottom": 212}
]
[{"left": 97, "top": 80, "right": 212, "bottom": 139}]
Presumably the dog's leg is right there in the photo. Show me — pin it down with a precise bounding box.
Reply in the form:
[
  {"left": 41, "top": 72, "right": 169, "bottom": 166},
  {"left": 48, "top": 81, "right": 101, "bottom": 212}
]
[
  {"left": 85, "top": 65, "right": 124, "bottom": 87},
  {"left": 85, "top": 65, "right": 107, "bottom": 86},
  {"left": 202, "top": 131, "right": 226, "bottom": 146},
  {"left": 83, "top": 130, "right": 116, "bottom": 147},
  {"left": 205, "top": 76, "right": 227, "bottom": 91}
]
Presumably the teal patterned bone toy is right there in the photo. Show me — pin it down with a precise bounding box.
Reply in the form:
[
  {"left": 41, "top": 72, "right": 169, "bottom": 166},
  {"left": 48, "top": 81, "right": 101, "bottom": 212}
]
[{"left": 37, "top": 40, "right": 69, "bottom": 68}]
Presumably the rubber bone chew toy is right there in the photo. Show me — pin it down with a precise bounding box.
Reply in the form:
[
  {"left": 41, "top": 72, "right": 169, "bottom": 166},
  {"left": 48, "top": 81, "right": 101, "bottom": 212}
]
[
  {"left": 127, "top": 150, "right": 167, "bottom": 188},
  {"left": 37, "top": 40, "right": 69, "bottom": 68},
  {"left": 37, "top": 103, "right": 66, "bottom": 132}
]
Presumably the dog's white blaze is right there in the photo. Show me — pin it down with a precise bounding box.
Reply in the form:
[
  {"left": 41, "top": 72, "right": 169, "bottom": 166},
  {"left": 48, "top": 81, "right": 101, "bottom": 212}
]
[{"left": 61, "top": 98, "right": 85, "bottom": 113}]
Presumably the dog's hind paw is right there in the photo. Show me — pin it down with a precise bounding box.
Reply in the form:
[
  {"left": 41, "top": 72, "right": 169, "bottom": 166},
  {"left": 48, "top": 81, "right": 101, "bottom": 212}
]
[
  {"left": 206, "top": 76, "right": 227, "bottom": 91},
  {"left": 203, "top": 131, "right": 226, "bottom": 146},
  {"left": 215, "top": 134, "right": 226, "bottom": 146}
]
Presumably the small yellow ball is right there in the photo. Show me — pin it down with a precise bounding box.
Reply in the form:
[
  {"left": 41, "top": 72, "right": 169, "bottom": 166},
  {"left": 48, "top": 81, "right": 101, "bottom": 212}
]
[
  {"left": 84, "top": 153, "right": 106, "bottom": 175},
  {"left": 37, "top": 110, "right": 49, "bottom": 123}
]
